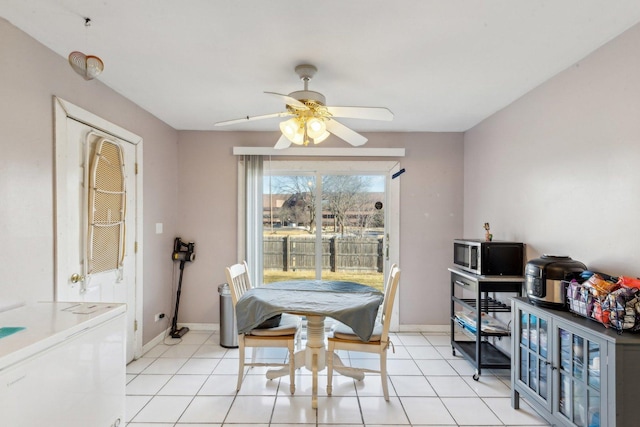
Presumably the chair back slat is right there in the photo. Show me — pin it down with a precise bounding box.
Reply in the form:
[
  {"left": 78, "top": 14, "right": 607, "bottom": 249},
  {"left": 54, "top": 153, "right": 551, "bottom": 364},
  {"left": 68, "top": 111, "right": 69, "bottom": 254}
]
[
  {"left": 225, "top": 261, "right": 253, "bottom": 306},
  {"left": 380, "top": 263, "right": 398, "bottom": 317},
  {"left": 380, "top": 265, "right": 400, "bottom": 340}
]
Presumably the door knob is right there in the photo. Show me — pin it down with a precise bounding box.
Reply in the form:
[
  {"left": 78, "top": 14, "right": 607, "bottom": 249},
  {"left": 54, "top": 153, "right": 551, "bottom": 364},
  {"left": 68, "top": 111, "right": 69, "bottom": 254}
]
[{"left": 70, "top": 273, "right": 84, "bottom": 283}]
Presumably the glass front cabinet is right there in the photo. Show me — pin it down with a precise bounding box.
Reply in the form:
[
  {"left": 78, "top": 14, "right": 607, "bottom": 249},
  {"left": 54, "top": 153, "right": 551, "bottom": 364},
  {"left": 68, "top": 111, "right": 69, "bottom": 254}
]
[
  {"left": 516, "top": 309, "right": 552, "bottom": 414},
  {"left": 512, "top": 297, "right": 640, "bottom": 427}
]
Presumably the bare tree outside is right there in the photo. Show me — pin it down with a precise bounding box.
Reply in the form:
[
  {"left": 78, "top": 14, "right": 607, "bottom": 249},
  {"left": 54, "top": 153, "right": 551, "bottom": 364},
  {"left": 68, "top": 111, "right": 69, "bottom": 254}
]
[
  {"left": 323, "top": 175, "right": 379, "bottom": 236},
  {"left": 269, "top": 174, "right": 381, "bottom": 235},
  {"left": 270, "top": 175, "right": 317, "bottom": 232},
  {"left": 263, "top": 173, "right": 385, "bottom": 288}
]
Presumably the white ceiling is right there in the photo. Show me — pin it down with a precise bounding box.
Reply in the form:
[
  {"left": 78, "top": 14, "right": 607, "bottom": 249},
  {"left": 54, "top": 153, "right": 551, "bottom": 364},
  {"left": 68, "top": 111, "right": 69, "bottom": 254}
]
[{"left": 2, "top": 0, "right": 640, "bottom": 133}]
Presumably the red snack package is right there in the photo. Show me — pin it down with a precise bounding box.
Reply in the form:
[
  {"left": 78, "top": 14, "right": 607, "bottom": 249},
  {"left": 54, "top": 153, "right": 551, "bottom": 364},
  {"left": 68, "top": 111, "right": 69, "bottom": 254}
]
[{"left": 618, "top": 276, "right": 640, "bottom": 289}]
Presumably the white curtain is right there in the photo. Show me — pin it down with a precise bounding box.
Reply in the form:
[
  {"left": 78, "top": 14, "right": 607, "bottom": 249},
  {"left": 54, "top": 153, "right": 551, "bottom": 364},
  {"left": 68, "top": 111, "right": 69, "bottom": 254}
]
[{"left": 243, "top": 155, "right": 263, "bottom": 286}]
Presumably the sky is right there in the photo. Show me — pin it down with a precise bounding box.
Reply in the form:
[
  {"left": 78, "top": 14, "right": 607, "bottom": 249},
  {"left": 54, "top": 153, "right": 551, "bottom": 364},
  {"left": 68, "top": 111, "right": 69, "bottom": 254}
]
[{"left": 264, "top": 174, "right": 385, "bottom": 193}]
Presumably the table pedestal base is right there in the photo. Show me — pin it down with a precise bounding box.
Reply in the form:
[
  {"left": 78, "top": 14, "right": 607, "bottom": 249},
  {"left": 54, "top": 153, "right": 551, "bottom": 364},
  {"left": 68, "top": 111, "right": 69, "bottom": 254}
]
[{"left": 265, "top": 314, "right": 364, "bottom": 408}]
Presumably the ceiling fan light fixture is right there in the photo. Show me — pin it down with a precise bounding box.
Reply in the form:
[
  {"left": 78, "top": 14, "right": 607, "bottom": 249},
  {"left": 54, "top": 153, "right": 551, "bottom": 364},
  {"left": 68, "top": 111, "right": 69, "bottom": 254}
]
[
  {"left": 279, "top": 118, "right": 298, "bottom": 139},
  {"left": 290, "top": 126, "right": 305, "bottom": 145},
  {"left": 306, "top": 117, "right": 326, "bottom": 139},
  {"left": 280, "top": 118, "right": 305, "bottom": 145},
  {"left": 312, "top": 130, "right": 330, "bottom": 144}
]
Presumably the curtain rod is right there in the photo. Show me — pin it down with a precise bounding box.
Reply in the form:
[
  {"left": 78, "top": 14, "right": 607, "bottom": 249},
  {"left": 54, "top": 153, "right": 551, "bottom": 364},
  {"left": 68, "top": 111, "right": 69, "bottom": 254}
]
[{"left": 233, "top": 147, "right": 405, "bottom": 157}]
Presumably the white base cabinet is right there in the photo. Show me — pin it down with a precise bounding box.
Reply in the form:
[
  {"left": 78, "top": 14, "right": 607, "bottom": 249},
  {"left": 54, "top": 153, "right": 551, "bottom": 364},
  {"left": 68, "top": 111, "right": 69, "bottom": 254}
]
[
  {"left": 0, "top": 302, "right": 126, "bottom": 427},
  {"left": 511, "top": 297, "right": 640, "bottom": 427}
]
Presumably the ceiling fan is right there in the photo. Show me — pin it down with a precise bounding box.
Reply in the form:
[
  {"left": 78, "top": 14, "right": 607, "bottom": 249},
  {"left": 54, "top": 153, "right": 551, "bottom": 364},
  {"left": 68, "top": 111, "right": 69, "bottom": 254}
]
[{"left": 214, "top": 64, "right": 393, "bottom": 149}]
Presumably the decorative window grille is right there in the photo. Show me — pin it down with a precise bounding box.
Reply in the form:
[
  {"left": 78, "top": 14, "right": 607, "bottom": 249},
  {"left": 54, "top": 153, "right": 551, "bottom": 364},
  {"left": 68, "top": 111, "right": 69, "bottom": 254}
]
[{"left": 87, "top": 137, "right": 126, "bottom": 280}]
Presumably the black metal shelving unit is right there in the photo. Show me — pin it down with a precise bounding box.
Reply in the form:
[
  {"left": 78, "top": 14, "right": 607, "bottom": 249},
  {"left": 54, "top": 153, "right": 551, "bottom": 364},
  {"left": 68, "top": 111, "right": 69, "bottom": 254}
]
[{"left": 449, "top": 267, "right": 524, "bottom": 380}]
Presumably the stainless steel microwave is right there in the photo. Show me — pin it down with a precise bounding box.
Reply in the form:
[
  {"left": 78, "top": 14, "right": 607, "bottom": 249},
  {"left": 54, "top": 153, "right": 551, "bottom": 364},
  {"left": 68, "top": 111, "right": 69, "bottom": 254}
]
[{"left": 453, "top": 239, "right": 524, "bottom": 276}]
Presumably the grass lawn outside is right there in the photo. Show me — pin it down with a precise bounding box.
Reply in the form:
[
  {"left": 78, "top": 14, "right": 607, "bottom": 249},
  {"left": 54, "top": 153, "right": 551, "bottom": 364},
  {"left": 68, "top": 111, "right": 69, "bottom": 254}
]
[{"left": 263, "top": 270, "right": 384, "bottom": 292}]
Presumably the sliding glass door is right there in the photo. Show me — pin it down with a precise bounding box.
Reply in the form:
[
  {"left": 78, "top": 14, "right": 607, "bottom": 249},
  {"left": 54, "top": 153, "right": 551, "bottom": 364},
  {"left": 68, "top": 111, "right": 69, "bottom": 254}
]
[{"left": 263, "top": 163, "right": 389, "bottom": 291}]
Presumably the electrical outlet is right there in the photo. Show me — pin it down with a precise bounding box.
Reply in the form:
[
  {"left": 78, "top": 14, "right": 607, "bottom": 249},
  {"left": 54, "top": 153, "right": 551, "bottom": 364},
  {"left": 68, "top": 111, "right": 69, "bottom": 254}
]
[{"left": 154, "top": 313, "right": 165, "bottom": 322}]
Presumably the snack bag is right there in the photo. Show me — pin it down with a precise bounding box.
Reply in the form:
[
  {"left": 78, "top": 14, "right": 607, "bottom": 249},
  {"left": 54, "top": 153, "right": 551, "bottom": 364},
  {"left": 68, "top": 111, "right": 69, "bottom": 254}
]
[
  {"left": 592, "top": 299, "right": 610, "bottom": 326},
  {"left": 606, "top": 287, "right": 640, "bottom": 331},
  {"left": 617, "top": 276, "right": 640, "bottom": 290},
  {"left": 584, "top": 273, "right": 619, "bottom": 296}
]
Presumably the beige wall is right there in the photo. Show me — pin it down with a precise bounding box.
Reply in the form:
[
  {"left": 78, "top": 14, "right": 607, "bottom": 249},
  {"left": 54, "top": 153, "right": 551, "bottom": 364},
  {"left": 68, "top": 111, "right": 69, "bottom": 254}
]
[
  {"left": 8, "top": 10, "right": 638, "bottom": 344},
  {"left": 176, "top": 131, "right": 464, "bottom": 326},
  {"left": 464, "top": 23, "right": 640, "bottom": 276},
  {"left": 0, "top": 18, "right": 180, "bottom": 344},
  {"left": 0, "top": 17, "right": 465, "bottom": 348}
]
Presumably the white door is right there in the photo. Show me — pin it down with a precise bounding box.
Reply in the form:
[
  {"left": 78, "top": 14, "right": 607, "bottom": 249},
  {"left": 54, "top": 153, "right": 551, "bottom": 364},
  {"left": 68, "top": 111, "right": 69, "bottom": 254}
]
[{"left": 54, "top": 98, "right": 143, "bottom": 362}]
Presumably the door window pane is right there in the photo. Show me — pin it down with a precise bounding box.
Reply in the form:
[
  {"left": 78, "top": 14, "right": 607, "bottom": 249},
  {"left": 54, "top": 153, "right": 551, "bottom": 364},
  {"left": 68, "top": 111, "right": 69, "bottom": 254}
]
[
  {"left": 539, "top": 318, "right": 548, "bottom": 358},
  {"left": 573, "top": 335, "right": 584, "bottom": 379},
  {"left": 588, "top": 341, "right": 600, "bottom": 390},
  {"left": 529, "top": 352, "right": 538, "bottom": 392},
  {"left": 321, "top": 174, "right": 384, "bottom": 289},
  {"left": 588, "top": 391, "right": 601, "bottom": 427},
  {"left": 520, "top": 312, "right": 529, "bottom": 347},
  {"left": 573, "top": 379, "right": 586, "bottom": 426},
  {"left": 263, "top": 172, "right": 386, "bottom": 290},
  {"left": 560, "top": 329, "right": 571, "bottom": 371},
  {"left": 520, "top": 348, "right": 528, "bottom": 383},
  {"left": 263, "top": 174, "right": 316, "bottom": 282},
  {"left": 560, "top": 373, "right": 570, "bottom": 418},
  {"left": 529, "top": 315, "right": 538, "bottom": 352},
  {"left": 538, "top": 358, "right": 547, "bottom": 398}
]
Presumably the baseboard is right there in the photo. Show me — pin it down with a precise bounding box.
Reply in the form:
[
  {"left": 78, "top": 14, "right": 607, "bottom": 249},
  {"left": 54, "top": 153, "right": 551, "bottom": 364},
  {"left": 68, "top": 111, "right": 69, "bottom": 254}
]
[
  {"left": 141, "top": 323, "right": 448, "bottom": 355},
  {"left": 396, "top": 324, "right": 449, "bottom": 333},
  {"left": 141, "top": 324, "right": 219, "bottom": 355},
  {"left": 142, "top": 327, "right": 170, "bottom": 355},
  {"left": 179, "top": 323, "right": 219, "bottom": 332}
]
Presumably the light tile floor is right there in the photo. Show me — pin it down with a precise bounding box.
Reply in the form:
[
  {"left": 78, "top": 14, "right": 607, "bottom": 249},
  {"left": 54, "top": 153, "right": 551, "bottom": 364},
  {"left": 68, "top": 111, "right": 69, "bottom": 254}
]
[{"left": 126, "top": 330, "right": 550, "bottom": 426}]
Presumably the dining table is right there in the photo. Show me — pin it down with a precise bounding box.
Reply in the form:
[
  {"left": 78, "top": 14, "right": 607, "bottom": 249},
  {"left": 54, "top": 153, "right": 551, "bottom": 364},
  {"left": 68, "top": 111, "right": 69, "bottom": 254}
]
[{"left": 235, "top": 279, "right": 384, "bottom": 408}]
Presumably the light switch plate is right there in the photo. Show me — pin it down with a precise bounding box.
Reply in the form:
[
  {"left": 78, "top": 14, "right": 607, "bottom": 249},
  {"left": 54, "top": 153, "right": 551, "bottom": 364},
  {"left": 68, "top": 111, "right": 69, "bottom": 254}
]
[{"left": 155, "top": 223, "right": 163, "bottom": 234}]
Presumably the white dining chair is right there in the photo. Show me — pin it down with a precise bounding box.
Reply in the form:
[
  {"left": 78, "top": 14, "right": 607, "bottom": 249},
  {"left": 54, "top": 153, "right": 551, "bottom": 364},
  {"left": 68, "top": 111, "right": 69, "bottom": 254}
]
[
  {"left": 224, "top": 261, "right": 301, "bottom": 394},
  {"left": 376, "top": 263, "right": 398, "bottom": 321},
  {"left": 326, "top": 265, "right": 401, "bottom": 401}
]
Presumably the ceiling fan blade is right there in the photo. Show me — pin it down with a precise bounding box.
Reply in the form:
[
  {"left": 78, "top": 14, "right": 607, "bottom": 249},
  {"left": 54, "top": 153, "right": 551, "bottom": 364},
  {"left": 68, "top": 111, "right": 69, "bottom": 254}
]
[
  {"left": 264, "top": 92, "right": 308, "bottom": 109},
  {"left": 274, "top": 134, "right": 292, "bottom": 150},
  {"left": 214, "top": 111, "right": 291, "bottom": 126},
  {"left": 326, "top": 106, "right": 394, "bottom": 121},
  {"left": 325, "top": 119, "right": 368, "bottom": 146}
]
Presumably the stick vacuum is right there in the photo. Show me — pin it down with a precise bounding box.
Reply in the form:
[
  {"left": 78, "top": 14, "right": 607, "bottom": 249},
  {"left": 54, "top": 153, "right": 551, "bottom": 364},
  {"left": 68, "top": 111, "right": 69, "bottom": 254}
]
[{"left": 170, "top": 237, "right": 195, "bottom": 339}]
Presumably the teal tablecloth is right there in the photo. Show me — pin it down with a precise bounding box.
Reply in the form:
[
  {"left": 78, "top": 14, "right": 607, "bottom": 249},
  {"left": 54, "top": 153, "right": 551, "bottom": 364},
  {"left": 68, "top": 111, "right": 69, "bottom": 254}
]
[{"left": 236, "top": 280, "right": 383, "bottom": 342}]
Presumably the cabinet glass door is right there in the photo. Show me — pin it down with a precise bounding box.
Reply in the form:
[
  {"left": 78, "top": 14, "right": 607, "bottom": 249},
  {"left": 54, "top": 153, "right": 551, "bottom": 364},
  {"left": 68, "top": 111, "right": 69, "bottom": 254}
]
[
  {"left": 518, "top": 309, "right": 550, "bottom": 404},
  {"left": 558, "top": 327, "right": 601, "bottom": 427}
]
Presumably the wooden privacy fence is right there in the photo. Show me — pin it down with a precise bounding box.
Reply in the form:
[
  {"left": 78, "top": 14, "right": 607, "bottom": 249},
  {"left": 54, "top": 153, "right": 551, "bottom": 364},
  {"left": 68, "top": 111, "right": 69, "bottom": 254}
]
[{"left": 264, "top": 235, "right": 383, "bottom": 272}]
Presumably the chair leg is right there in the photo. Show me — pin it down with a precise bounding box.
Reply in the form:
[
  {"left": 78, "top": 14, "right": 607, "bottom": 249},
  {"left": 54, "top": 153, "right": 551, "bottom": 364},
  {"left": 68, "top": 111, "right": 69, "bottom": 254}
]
[
  {"left": 326, "top": 342, "right": 334, "bottom": 396},
  {"left": 288, "top": 341, "right": 295, "bottom": 395},
  {"left": 237, "top": 337, "right": 245, "bottom": 392},
  {"left": 380, "top": 349, "right": 389, "bottom": 401}
]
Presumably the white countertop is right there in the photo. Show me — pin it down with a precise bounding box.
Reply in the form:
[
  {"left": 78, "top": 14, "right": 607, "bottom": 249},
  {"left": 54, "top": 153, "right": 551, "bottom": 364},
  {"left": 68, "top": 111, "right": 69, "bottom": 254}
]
[
  {"left": 0, "top": 301, "right": 126, "bottom": 371},
  {"left": 0, "top": 300, "right": 25, "bottom": 314}
]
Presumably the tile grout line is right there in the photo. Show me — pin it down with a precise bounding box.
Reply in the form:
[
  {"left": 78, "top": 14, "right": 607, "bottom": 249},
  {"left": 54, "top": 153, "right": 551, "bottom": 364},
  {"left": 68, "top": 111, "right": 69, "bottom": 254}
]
[{"left": 126, "top": 330, "right": 550, "bottom": 426}]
